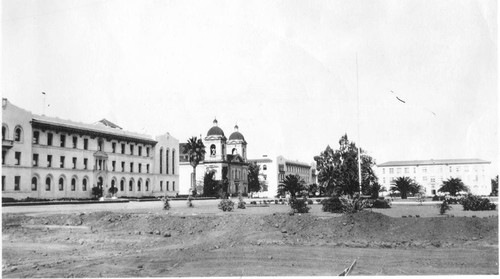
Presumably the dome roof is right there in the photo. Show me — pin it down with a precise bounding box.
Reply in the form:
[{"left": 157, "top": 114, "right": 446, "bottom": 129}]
[
  {"left": 207, "top": 119, "right": 225, "bottom": 137},
  {"left": 228, "top": 125, "right": 245, "bottom": 141}
]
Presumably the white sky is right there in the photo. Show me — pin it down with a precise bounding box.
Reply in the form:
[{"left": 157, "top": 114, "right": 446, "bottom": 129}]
[{"left": 2, "top": 0, "right": 498, "bottom": 177}]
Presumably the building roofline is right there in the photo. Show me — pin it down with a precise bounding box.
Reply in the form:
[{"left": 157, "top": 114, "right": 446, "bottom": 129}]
[{"left": 377, "top": 159, "right": 491, "bottom": 167}]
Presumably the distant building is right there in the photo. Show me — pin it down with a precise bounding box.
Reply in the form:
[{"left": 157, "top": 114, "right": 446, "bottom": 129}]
[
  {"left": 179, "top": 119, "right": 249, "bottom": 195},
  {"left": 2, "top": 98, "right": 179, "bottom": 199},
  {"left": 377, "top": 159, "right": 491, "bottom": 196},
  {"left": 248, "top": 155, "right": 317, "bottom": 198}
]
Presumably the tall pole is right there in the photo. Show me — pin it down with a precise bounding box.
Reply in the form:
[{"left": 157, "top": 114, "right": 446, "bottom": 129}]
[{"left": 356, "top": 54, "right": 362, "bottom": 195}]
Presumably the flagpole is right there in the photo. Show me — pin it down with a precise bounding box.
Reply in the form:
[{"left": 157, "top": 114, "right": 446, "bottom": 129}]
[
  {"left": 356, "top": 54, "right": 362, "bottom": 195},
  {"left": 42, "top": 92, "right": 46, "bottom": 115}
]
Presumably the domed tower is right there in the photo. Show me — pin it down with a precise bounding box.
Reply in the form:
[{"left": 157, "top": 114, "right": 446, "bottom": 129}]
[
  {"left": 204, "top": 119, "right": 227, "bottom": 162},
  {"left": 227, "top": 125, "right": 247, "bottom": 161}
]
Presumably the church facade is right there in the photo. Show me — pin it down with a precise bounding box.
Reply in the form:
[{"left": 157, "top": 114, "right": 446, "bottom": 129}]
[{"left": 179, "top": 119, "right": 249, "bottom": 195}]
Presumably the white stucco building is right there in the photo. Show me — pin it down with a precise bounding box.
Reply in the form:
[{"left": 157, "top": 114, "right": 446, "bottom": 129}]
[
  {"left": 377, "top": 159, "right": 491, "bottom": 196},
  {"left": 2, "top": 98, "right": 179, "bottom": 200}
]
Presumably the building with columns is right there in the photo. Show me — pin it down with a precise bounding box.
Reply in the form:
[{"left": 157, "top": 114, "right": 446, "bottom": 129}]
[
  {"left": 377, "top": 159, "right": 491, "bottom": 196},
  {"left": 179, "top": 119, "right": 249, "bottom": 195},
  {"left": 2, "top": 98, "right": 179, "bottom": 200}
]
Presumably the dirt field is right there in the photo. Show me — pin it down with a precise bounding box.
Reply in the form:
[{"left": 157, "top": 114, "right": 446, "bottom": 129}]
[{"left": 2, "top": 201, "right": 498, "bottom": 277}]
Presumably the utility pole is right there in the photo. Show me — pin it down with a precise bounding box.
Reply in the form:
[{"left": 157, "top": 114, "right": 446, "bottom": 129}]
[{"left": 356, "top": 54, "right": 362, "bottom": 195}]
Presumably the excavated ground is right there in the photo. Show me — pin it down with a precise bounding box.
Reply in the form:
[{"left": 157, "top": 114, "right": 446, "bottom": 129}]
[{"left": 2, "top": 209, "right": 498, "bottom": 277}]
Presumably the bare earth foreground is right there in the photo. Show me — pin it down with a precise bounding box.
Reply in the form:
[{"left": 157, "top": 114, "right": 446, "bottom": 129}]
[{"left": 2, "top": 200, "right": 498, "bottom": 277}]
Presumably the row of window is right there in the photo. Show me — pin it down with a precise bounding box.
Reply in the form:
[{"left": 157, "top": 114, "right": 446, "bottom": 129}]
[
  {"left": 2, "top": 125, "right": 22, "bottom": 141},
  {"left": 383, "top": 175, "right": 484, "bottom": 185},
  {"left": 1, "top": 175, "right": 176, "bottom": 192},
  {"left": 159, "top": 148, "right": 176, "bottom": 175},
  {"left": 286, "top": 164, "right": 310, "bottom": 174},
  {"left": 383, "top": 165, "right": 486, "bottom": 175}
]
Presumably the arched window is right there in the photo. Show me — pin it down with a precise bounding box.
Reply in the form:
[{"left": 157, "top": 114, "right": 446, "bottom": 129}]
[
  {"left": 159, "top": 148, "right": 163, "bottom": 173},
  {"left": 145, "top": 180, "right": 149, "bottom": 191},
  {"left": 129, "top": 180, "right": 133, "bottom": 191},
  {"left": 137, "top": 180, "right": 142, "bottom": 191},
  {"left": 59, "top": 177, "right": 64, "bottom": 191},
  {"left": 82, "top": 178, "right": 88, "bottom": 191},
  {"left": 14, "top": 126, "right": 22, "bottom": 142},
  {"left": 166, "top": 149, "right": 169, "bottom": 174},
  {"left": 71, "top": 178, "right": 76, "bottom": 191},
  {"left": 31, "top": 177, "right": 37, "bottom": 191},
  {"left": 45, "top": 177, "right": 51, "bottom": 191},
  {"left": 172, "top": 150, "right": 175, "bottom": 174},
  {"left": 232, "top": 148, "right": 237, "bottom": 155},
  {"left": 120, "top": 179, "right": 125, "bottom": 191},
  {"left": 210, "top": 144, "right": 216, "bottom": 156},
  {"left": 2, "top": 125, "right": 7, "bottom": 140}
]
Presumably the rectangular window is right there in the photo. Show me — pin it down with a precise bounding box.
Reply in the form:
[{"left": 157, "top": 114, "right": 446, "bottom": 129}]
[
  {"left": 47, "top": 133, "right": 53, "bottom": 146},
  {"left": 146, "top": 164, "right": 150, "bottom": 173},
  {"left": 389, "top": 168, "right": 394, "bottom": 174},
  {"left": 166, "top": 181, "right": 169, "bottom": 191},
  {"left": 146, "top": 147, "right": 150, "bottom": 157},
  {"left": 60, "top": 135, "right": 66, "bottom": 147},
  {"left": 138, "top": 146, "right": 142, "bottom": 156},
  {"left": 138, "top": 164, "right": 142, "bottom": 173},
  {"left": 33, "top": 131, "right": 40, "bottom": 144},
  {"left": 72, "top": 136, "right": 78, "bottom": 148},
  {"left": 112, "top": 161, "right": 116, "bottom": 171},
  {"left": 47, "top": 155, "right": 52, "bottom": 167},
  {"left": 423, "top": 176, "right": 427, "bottom": 181},
  {"left": 15, "top": 152, "right": 21, "bottom": 165},
  {"left": 382, "top": 168, "right": 385, "bottom": 174},
  {"left": 72, "top": 157, "right": 77, "bottom": 169},
  {"left": 130, "top": 145, "right": 134, "bottom": 155},
  {"left": 60, "top": 156, "right": 65, "bottom": 168},
  {"left": 2, "top": 151, "right": 5, "bottom": 165},
  {"left": 2, "top": 176, "right": 5, "bottom": 191},
  {"left": 404, "top": 167, "right": 409, "bottom": 174},
  {"left": 83, "top": 138, "right": 89, "bottom": 150},
  {"left": 160, "top": 181, "right": 163, "bottom": 191},
  {"left": 422, "top": 168, "right": 427, "bottom": 173},
  {"left": 14, "top": 176, "right": 20, "bottom": 191},
  {"left": 396, "top": 168, "right": 401, "bottom": 174},
  {"left": 121, "top": 143, "right": 125, "bottom": 154},
  {"left": 172, "top": 181, "right": 175, "bottom": 191},
  {"left": 112, "top": 142, "right": 116, "bottom": 153},
  {"left": 130, "top": 162, "right": 133, "bottom": 173},
  {"left": 121, "top": 162, "right": 125, "bottom": 172},
  {"left": 33, "top": 154, "right": 39, "bottom": 166},
  {"left": 84, "top": 158, "right": 88, "bottom": 170}
]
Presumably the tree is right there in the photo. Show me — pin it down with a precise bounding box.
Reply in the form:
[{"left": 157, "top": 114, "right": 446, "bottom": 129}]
[
  {"left": 390, "top": 177, "right": 421, "bottom": 199},
  {"left": 108, "top": 185, "right": 118, "bottom": 197},
  {"left": 203, "top": 170, "right": 218, "bottom": 197},
  {"left": 183, "top": 137, "right": 206, "bottom": 194},
  {"left": 491, "top": 175, "right": 498, "bottom": 196},
  {"left": 91, "top": 185, "right": 103, "bottom": 199},
  {"left": 438, "top": 178, "right": 468, "bottom": 196},
  {"left": 314, "top": 134, "right": 378, "bottom": 197},
  {"left": 281, "top": 174, "right": 305, "bottom": 198},
  {"left": 247, "top": 162, "right": 261, "bottom": 193},
  {"left": 368, "top": 182, "right": 383, "bottom": 199}
]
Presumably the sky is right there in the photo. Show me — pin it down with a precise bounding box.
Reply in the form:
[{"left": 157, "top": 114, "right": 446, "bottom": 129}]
[{"left": 2, "top": 0, "right": 498, "bottom": 177}]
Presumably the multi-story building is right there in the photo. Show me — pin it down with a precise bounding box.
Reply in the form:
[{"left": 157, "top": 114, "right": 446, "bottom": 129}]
[
  {"left": 249, "top": 155, "right": 316, "bottom": 198},
  {"left": 2, "top": 98, "right": 179, "bottom": 199},
  {"left": 377, "top": 159, "right": 491, "bottom": 196},
  {"left": 179, "top": 119, "right": 249, "bottom": 195}
]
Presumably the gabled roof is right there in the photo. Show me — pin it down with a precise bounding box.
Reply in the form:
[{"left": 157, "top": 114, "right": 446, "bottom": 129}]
[{"left": 378, "top": 159, "right": 491, "bottom": 167}]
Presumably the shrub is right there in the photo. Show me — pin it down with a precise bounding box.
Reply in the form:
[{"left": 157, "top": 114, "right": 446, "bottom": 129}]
[
  {"left": 187, "top": 196, "right": 194, "bottom": 208},
  {"left": 307, "top": 199, "right": 313, "bottom": 205},
  {"left": 460, "top": 194, "right": 496, "bottom": 211},
  {"left": 274, "top": 200, "right": 278, "bottom": 204},
  {"left": 445, "top": 197, "right": 462, "bottom": 204},
  {"left": 250, "top": 201, "right": 257, "bottom": 205},
  {"left": 162, "top": 197, "right": 170, "bottom": 210},
  {"left": 289, "top": 198, "right": 310, "bottom": 213},
  {"left": 218, "top": 199, "right": 235, "bottom": 212},
  {"left": 237, "top": 194, "right": 246, "bottom": 209},
  {"left": 371, "top": 199, "right": 391, "bottom": 208},
  {"left": 436, "top": 201, "right": 452, "bottom": 215},
  {"left": 341, "top": 196, "right": 368, "bottom": 214},
  {"left": 321, "top": 197, "right": 344, "bottom": 213},
  {"left": 316, "top": 199, "right": 321, "bottom": 203}
]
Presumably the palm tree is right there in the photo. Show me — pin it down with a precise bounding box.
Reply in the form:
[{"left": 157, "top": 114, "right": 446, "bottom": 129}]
[
  {"left": 438, "top": 178, "right": 468, "bottom": 196},
  {"left": 281, "top": 174, "right": 305, "bottom": 198},
  {"left": 390, "top": 177, "right": 421, "bottom": 199},
  {"left": 183, "top": 137, "right": 206, "bottom": 194}
]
